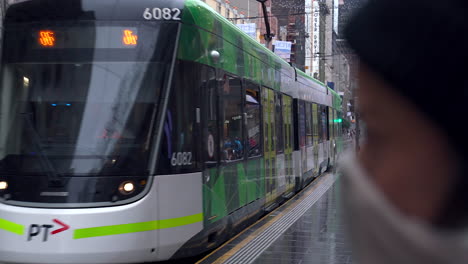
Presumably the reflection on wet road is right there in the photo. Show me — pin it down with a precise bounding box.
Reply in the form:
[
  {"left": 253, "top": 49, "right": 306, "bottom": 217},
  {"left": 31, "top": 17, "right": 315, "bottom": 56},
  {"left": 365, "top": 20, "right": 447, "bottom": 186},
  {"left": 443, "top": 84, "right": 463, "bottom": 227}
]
[
  {"left": 198, "top": 172, "right": 354, "bottom": 264},
  {"left": 252, "top": 178, "right": 353, "bottom": 264}
]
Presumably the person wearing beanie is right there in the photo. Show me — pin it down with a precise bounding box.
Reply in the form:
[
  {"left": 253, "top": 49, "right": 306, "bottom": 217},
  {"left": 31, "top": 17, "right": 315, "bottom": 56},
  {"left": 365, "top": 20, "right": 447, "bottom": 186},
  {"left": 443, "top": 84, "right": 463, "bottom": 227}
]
[{"left": 340, "top": 0, "right": 468, "bottom": 263}]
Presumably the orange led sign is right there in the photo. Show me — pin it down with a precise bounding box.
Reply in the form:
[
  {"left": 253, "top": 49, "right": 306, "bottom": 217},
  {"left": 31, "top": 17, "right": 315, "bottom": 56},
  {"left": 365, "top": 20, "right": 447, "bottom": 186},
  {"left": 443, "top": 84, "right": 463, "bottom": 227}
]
[
  {"left": 39, "top": 30, "right": 56, "bottom": 47},
  {"left": 123, "top": 30, "right": 138, "bottom": 46}
]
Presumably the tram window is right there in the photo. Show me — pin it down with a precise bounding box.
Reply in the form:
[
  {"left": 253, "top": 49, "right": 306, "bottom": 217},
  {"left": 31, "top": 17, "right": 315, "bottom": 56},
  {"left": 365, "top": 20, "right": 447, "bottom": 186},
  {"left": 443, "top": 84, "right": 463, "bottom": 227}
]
[
  {"left": 245, "top": 81, "right": 262, "bottom": 158},
  {"left": 2, "top": 61, "right": 168, "bottom": 176},
  {"left": 275, "top": 93, "right": 284, "bottom": 154},
  {"left": 283, "top": 95, "right": 293, "bottom": 152},
  {"left": 158, "top": 60, "right": 199, "bottom": 174},
  {"left": 317, "top": 105, "right": 328, "bottom": 142},
  {"left": 318, "top": 105, "right": 324, "bottom": 142},
  {"left": 305, "top": 103, "right": 313, "bottom": 146},
  {"left": 322, "top": 106, "right": 329, "bottom": 141},
  {"left": 297, "top": 100, "right": 306, "bottom": 148},
  {"left": 312, "top": 104, "right": 319, "bottom": 143},
  {"left": 221, "top": 75, "right": 244, "bottom": 162}
]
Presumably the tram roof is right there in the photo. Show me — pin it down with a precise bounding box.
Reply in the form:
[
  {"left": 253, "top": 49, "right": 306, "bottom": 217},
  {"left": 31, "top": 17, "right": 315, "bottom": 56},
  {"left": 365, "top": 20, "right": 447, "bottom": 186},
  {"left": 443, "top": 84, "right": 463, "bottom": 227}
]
[
  {"left": 182, "top": 0, "right": 332, "bottom": 100},
  {"left": 182, "top": 0, "right": 293, "bottom": 72}
]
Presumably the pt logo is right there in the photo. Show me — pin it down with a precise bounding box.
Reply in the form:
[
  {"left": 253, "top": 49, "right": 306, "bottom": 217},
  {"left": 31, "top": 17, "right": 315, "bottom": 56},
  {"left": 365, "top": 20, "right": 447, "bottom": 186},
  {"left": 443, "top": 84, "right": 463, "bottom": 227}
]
[{"left": 28, "top": 219, "right": 70, "bottom": 242}]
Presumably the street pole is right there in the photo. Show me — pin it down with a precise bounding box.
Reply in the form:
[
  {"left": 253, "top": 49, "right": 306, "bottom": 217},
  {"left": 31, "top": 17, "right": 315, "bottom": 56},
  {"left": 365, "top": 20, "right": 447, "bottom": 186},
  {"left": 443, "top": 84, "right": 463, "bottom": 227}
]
[
  {"left": 257, "top": 0, "right": 273, "bottom": 51},
  {"left": 248, "top": 0, "right": 250, "bottom": 22}
]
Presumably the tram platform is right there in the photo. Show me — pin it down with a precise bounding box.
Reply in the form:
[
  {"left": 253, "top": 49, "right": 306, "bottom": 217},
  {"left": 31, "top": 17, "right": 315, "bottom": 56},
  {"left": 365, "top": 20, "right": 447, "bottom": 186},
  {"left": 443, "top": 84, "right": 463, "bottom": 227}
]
[{"left": 197, "top": 172, "right": 353, "bottom": 264}]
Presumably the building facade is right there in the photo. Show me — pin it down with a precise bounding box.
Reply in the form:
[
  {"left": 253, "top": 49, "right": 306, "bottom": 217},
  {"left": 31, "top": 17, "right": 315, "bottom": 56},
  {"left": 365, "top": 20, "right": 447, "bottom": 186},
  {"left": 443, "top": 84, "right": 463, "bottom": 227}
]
[
  {"left": 229, "top": 0, "right": 260, "bottom": 22},
  {"left": 303, "top": 0, "right": 359, "bottom": 124},
  {"left": 269, "top": 0, "right": 306, "bottom": 71},
  {"left": 201, "top": 0, "right": 246, "bottom": 23},
  {"left": 202, "top": 0, "right": 263, "bottom": 42}
]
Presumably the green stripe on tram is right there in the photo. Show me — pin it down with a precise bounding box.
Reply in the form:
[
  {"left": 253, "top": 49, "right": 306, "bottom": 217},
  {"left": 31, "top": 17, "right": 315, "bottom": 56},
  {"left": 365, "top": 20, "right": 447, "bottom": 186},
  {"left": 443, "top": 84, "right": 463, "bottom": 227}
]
[
  {"left": 73, "top": 213, "right": 203, "bottom": 239},
  {"left": 0, "top": 218, "right": 25, "bottom": 235}
]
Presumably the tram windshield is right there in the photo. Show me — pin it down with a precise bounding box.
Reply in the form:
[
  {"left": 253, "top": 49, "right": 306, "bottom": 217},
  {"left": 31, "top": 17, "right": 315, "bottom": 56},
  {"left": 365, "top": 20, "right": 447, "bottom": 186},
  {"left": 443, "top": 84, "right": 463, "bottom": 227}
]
[{"left": 0, "top": 22, "right": 178, "bottom": 176}]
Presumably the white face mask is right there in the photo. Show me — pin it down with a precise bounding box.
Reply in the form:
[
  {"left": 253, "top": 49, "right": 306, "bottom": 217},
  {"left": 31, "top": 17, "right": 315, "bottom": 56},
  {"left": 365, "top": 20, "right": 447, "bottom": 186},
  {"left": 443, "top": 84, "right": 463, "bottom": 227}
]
[{"left": 339, "top": 152, "right": 468, "bottom": 264}]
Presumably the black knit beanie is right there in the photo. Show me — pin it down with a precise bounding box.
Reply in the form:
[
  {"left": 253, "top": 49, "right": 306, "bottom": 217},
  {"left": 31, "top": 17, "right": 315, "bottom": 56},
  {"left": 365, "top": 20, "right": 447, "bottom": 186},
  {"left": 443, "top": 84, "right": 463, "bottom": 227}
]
[{"left": 345, "top": 0, "right": 468, "bottom": 228}]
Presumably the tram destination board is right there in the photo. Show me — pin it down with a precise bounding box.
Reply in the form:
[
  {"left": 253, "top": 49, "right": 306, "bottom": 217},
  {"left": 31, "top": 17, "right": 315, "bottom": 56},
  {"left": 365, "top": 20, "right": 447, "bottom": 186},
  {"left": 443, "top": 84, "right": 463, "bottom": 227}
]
[
  {"left": 35, "top": 27, "right": 139, "bottom": 49},
  {"left": 3, "top": 22, "right": 178, "bottom": 63}
]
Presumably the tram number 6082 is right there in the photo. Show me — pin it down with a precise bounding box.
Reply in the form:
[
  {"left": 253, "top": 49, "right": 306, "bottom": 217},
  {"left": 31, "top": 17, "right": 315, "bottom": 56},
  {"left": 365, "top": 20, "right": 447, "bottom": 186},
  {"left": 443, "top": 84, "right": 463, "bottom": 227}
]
[
  {"left": 171, "top": 152, "right": 192, "bottom": 166},
  {"left": 143, "top": 8, "right": 181, "bottom": 21}
]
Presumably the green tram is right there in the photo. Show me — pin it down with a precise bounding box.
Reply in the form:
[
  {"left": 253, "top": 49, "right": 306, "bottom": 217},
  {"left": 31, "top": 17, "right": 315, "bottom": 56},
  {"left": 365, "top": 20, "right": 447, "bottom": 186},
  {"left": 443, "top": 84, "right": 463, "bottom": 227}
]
[{"left": 0, "top": 0, "right": 343, "bottom": 263}]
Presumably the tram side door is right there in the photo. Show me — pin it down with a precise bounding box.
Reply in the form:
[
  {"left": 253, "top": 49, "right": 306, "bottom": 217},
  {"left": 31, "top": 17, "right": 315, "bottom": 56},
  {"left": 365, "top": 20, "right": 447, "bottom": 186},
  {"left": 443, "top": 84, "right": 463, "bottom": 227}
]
[
  {"left": 199, "top": 67, "right": 222, "bottom": 222},
  {"left": 199, "top": 67, "right": 219, "bottom": 169},
  {"left": 263, "top": 87, "right": 277, "bottom": 206}
]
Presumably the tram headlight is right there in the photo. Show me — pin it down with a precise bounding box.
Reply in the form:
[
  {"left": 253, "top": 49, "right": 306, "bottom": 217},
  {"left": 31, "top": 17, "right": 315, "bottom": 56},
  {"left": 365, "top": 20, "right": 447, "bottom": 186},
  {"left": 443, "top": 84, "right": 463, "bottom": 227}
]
[
  {"left": 0, "top": 181, "right": 8, "bottom": 190},
  {"left": 119, "top": 181, "right": 135, "bottom": 195}
]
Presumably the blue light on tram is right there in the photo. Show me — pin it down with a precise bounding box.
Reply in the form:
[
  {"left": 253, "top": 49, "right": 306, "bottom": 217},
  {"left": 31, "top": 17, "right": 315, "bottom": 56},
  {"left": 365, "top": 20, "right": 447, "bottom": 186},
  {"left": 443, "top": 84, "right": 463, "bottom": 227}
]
[{"left": 51, "top": 103, "right": 72, "bottom": 107}]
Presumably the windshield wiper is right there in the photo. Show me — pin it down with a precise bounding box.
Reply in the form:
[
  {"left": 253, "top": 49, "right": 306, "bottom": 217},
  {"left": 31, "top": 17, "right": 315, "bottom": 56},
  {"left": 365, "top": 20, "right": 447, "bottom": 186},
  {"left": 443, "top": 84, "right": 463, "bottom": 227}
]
[{"left": 21, "top": 113, "right": 62, "bottom": 185}]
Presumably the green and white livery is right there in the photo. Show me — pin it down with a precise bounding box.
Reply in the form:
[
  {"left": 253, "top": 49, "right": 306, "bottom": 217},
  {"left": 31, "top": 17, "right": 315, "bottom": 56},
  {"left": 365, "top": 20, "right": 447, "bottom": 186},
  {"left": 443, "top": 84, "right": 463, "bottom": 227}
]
[{"left": 0, "top": 0, "right": 343, "bottom": 263}]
